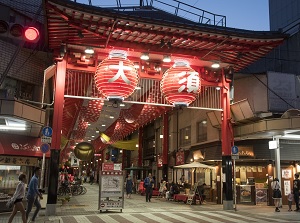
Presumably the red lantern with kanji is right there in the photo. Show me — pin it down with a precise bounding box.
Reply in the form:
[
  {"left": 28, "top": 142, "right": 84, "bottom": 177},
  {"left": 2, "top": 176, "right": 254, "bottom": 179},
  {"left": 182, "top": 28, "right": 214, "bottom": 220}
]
[
  {"left": 160, "top": 60, "right": 201, "bottom": 106},
  {"left": 95, "top": 50, "right": 139, "bottom": 99}
]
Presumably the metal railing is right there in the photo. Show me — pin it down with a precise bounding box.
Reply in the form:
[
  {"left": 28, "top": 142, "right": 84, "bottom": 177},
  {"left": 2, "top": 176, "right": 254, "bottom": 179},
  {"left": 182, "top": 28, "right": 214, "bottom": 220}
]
[
  {"left": 64, "top": 70, "right": 222, "bottom": 111},
  {"left": 71, "top": 0, "right": 226, "bottom": 27}
]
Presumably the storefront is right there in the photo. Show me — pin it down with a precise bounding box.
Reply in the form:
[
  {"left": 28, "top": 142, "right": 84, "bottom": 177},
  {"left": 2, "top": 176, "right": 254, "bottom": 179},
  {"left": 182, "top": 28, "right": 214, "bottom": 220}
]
[
  {"left": 192, "top": 139, "right": 300, "bottom": 206},
  {"left": 0, "top": 133, "right": 50, "bottom": 212}
]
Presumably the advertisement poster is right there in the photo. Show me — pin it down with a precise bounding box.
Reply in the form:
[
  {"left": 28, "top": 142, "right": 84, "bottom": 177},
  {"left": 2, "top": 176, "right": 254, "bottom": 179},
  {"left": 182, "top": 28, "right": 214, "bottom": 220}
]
[
  {"left": 100, "top": 175, "right": 123, "bottom": 197},
  {"left": 282, "top": 169, "right": 292, "bottom": 179},
  {"left": 284, "top": 180, "right": 291, "bottom": 196},
  {"left": 240, "top": 185, "right": 252, "bottom": 203}
]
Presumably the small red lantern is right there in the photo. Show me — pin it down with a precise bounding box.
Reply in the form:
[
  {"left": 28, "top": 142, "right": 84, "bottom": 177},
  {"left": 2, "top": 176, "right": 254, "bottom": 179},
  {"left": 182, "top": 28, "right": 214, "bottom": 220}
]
[
  {"left": 95, "top": 50, "right": 139, "bottom": 99},
  {"left": 160, "top": 60, "right": 201, "bottom": 106}
]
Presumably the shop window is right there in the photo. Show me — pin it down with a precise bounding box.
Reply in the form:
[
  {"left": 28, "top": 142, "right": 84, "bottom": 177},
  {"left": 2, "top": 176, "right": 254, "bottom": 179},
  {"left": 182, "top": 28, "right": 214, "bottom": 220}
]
[
  {"left": 179, "top": 126, "right": 191, "bottom": 146},
  {"left": 197, "top": 120, "right": 207, "bottom": 142}
]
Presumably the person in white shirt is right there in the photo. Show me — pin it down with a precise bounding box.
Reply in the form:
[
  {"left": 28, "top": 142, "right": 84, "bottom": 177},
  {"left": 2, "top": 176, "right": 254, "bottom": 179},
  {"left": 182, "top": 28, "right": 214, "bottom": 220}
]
[
  {"left": 8, "top": 173, "right": 27, "bottom": 223},
  {"left": 271, "top": 178, "right": 282, "bottom": 212}
]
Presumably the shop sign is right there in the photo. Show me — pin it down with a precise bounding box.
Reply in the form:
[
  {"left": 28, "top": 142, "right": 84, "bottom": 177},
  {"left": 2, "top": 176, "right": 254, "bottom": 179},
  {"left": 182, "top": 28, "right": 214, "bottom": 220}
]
[
  {"left": 157, "top": 155, "right": 163, "bottom": 167},
  {"left": 238, "top": 146, "right": 254, "bottom": 157},
  {"left": 102, "top": 163, "right": 122, "bottom": 171},
  {"left": 100, "top": 201, "right": 123, "bottom": 209},
  {"left": 176, "top": 151, "right": 185, "bottom": 165},
  {"left": 0, "top": 155, "right": 38, "bottom": 166}
]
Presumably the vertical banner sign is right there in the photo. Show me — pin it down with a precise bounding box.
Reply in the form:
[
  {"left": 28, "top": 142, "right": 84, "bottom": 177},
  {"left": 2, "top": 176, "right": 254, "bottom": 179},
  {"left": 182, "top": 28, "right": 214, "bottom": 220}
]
[{"left": 176, "top": 151, "right": 185, "bottom": 165}]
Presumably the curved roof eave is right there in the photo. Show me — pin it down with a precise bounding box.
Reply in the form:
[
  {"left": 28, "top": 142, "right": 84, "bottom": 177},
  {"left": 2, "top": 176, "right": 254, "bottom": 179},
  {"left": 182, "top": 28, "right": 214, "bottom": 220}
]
[{"left": 46, "top": 0, "right": 287, "bottom": 41}]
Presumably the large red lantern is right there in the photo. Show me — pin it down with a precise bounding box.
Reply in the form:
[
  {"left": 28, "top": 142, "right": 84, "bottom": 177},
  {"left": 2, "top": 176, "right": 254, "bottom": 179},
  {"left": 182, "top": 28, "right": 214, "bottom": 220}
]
[
  {"left": 160, "top": 60, "right": 201, "bottom": 106},
  {"left": 95, "top": 50, "right": 139, "bottom": 100}
]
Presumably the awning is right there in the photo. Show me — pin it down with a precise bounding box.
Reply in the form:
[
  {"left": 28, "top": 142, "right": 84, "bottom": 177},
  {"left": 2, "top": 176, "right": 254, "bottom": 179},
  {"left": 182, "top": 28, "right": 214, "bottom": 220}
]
[
  {"left": 124, "top": 166, "right": 151, "bottom": 171},
  {"left": 112, "top": 138, "right": 138, "bottom": 151},
  {"left": 174, "top": 161, "right": 215, "bottom": 169},
  {"left": 0, "top": 133, "right": 50, "bottom": 157}
]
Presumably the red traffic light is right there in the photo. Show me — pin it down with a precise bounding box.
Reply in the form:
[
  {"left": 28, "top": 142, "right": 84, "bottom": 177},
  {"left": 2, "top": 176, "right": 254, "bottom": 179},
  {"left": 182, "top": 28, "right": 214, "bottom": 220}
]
[{"left": 24, "top": 26, "right": 40, "bottom": 42}]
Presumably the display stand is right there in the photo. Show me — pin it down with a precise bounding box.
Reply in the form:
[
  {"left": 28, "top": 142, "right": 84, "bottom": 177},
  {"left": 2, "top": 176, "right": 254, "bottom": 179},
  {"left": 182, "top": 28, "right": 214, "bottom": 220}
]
[{"left": 98, "top": 163, "right": 124, "bottom": 213}]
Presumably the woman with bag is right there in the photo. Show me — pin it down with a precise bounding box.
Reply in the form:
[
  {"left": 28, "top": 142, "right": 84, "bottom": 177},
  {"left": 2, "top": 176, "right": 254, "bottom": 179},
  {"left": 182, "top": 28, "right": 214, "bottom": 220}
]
[
  {"left": 8, "top": 173, "right": 27, "bottom": 223},
  {"left": 271, "top": 178, "right": 282, "bottom": 212}
]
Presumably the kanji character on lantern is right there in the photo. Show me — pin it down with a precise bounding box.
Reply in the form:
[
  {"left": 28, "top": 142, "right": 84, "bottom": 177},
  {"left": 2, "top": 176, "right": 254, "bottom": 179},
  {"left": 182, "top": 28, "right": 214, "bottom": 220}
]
[{"left": 178, "top": 71, "right": 200, "bottom": 93}]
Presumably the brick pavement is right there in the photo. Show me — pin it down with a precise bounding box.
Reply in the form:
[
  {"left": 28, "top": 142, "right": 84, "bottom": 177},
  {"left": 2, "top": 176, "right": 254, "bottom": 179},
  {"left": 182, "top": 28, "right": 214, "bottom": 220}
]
[{"left": 1, "top": 183, "right": 300, "bottom": 222}]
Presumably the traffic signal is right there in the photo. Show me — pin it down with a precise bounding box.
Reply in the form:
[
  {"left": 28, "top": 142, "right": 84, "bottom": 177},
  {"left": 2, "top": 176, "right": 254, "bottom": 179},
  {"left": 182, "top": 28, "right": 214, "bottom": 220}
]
[{"left": 0, "top": 20, "right": 40, "bottom": 43}]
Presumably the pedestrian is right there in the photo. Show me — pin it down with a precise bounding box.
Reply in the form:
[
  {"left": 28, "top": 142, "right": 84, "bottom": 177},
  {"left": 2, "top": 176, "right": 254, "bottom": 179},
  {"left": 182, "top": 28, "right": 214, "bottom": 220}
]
[
  {"left": 287, "top": 191, "right": 293, "bottom": 211},
  {"left": 8, "top": 174, "right": 27, "bottom": 223},
  {"left": 26, "top": 167, "right": 43, "bottom": 222},
  {"left": 125, "top": 175, "right": 134, "bottom": 198},
  {"left": 293, "top": 173, "right": 300, "bottom": 211},
  {"left": 90, "top": 172, "right": 94, "bottom": 185},
  {"left": 144, "top": 173, "right": 154, "bottom": 202},
  {"left": 271, "top": 178, "right": 282, "bottom": 212}
]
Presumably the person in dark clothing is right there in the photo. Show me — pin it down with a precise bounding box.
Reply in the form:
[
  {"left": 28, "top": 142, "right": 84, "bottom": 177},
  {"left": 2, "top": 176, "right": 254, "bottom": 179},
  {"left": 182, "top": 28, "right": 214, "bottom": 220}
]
[
  {"left": 125, "top": 175, "right": 134, "bottom": 198},
  {"left": 293, "top": 173, "right": 300, "bottom": 211},
  {"left": 144, "top": 173, "right": 154, "bottom": 202}
]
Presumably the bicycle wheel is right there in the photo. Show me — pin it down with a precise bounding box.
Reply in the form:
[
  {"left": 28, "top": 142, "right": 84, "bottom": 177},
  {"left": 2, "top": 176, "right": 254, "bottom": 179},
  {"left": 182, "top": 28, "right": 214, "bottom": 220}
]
[{"left": 80, "top": 186, "right": 87, "bottom": 195}]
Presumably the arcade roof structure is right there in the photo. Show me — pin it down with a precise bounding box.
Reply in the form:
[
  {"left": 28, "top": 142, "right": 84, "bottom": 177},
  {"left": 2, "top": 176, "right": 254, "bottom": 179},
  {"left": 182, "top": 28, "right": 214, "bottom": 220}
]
[{"left": 44, "top": 0, "right": 287, "bottom": 155}]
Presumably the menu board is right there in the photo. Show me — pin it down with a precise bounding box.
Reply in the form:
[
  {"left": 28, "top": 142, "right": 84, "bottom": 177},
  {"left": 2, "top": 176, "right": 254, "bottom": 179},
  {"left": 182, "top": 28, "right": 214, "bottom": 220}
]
[{"left": 240, "top": 185, "right": 252, "bottom": 203}]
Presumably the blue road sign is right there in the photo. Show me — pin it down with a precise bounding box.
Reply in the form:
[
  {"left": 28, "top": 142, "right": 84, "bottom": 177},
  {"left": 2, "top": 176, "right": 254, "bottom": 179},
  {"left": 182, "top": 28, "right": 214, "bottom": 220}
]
[
  {"left": 231, "top": 145, "right": 239, "bottom": 154},
  {"left": 40, "top": 143, "right": 50, "bottom": 153},
  {"left": 42, "top": 126, "right": 53, "bottom": 137}
]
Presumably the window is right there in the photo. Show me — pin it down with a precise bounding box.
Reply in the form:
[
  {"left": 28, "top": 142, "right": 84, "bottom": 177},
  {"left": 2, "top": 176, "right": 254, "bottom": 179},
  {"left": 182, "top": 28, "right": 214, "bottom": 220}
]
[
  {"left": 197, "top": 120, "right": 207, "bottom": 142},
  {"left": 179, "top": 126, "right": 191, "bottom": 146}
]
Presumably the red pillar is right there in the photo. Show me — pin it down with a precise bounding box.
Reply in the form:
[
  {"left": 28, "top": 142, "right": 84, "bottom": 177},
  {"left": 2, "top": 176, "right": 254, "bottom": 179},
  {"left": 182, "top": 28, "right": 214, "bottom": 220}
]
[
  {"left": 138, "top": 128, "right": 143, "bottom": 166},
  {"left": 47, "top": 59, "right": 66, "bottom": 206},
  {"left": 52, "top": 59, "right": 66, "bottom": 150},
  {"left": 162, "top": 113, "right": 169, "bottom": 181},
  {"left": 221, "top": 68, "right": 233, "bottom": 209}
]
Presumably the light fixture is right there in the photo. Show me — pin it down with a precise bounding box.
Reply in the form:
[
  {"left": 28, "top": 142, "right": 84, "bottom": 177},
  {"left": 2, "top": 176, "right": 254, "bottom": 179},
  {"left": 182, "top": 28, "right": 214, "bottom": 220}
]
[
  {"left": 163, "top": 55, "right": 171, "bottom": 63},
  {"left": 84, "top": 48, "right": 94, "bottom": 54},
  {"left": 140, "top": 52, "right": 149, "bottom": 60},
  {"left": 216, "top": 86, "right": 221, "bottom": 91},
  {"left": 135, "top": 144, "right": 138, "bottom": 147},
  {"left": 100, "top": 133, "right": 110, "bottom": 144},
  {"left": 120, "top": 103, "right": 125, "bottom": 107},
  {"left": 135, "top": 86, "right": 141, "bottom": 90},
  {"left": 133, "top": 62, "right": 140, "bottom": 69},
  {"left": 101, "top": 124, "right": 106, "bottom": 127},
  {"left": 109, "top": 115, "right": 114, "bottom": 119},
  {"left": 0, "top": 126, "right": 26, "bottom": 131},
  {"left": 211, "top": 62, "right": 220, "bottom": 68},
  {"left": 160, "top": 134, "right": 163, "bottom": 138}
]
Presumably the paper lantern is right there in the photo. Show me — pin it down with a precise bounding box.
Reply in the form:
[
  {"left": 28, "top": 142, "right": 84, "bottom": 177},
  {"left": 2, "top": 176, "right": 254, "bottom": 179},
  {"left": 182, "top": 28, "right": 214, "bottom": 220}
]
[
  {"left": 160, "top": 60, "right": 201, "bottom": 106},
  {"left": 94, "top": 50, "right": 139, "bottom": 99},
  {"left": 74, "top": 142, "right": 94, "bottom": 161}
]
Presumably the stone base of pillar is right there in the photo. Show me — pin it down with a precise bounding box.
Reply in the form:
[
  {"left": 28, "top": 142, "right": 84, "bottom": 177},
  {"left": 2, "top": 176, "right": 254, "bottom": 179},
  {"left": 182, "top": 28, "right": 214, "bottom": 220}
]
[
  {"left": 223, "top": 200, "right": 233, "bottom": 210},
  {"left": 45, "top": 204, "right": 56, "bottom": 216}
]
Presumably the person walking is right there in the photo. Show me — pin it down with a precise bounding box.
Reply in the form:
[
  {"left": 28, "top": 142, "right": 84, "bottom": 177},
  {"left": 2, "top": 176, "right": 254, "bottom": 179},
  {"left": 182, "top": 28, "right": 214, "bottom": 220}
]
[
  {"left": 26, "top": 167, "right": 43, "bottom": 222},
  {"left": 293, "top": 173, "right": 300, "bottom": 211},
  {"left": 287, "top": 191, "right": 293, "bottom": 211},
  {"left": 144, "top": 173, "right": 154, "bottom": 202},
  {"left": 271, "top": 178, "right": 282, "bottom": 212},
  {"left": 125, "top": 175, "right": 134, "bottom": 198},
  {"left": 8, "top": 174, "right": 27, "bottom": 223}
]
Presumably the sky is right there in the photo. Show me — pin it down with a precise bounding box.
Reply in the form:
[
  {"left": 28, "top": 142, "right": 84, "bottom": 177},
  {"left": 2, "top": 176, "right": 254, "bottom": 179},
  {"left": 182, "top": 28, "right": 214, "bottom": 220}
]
[{"left": 76, "top": 0, "right": 270, "bottom": 31}]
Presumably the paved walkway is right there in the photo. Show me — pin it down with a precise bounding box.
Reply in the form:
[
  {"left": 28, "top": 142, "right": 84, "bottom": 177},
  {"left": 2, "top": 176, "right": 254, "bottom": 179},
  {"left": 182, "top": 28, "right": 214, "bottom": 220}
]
[{"left": 1, "top": 183, "right": 300, "bottom": 222}]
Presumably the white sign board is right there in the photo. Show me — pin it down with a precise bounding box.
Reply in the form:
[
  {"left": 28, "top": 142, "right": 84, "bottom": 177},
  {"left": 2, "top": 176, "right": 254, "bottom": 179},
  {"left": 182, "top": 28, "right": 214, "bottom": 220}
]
[{"left": 41, "top": 136, "right": 52, "bottom": 143}]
